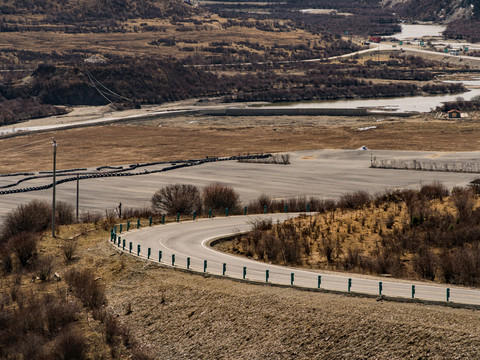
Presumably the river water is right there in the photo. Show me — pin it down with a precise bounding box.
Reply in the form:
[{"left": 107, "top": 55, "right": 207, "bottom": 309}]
[
  {"left": 394, "top": 24, "right": 446, "bottom": 40},
  {"left": 269, "top": 88, "right": 480, "bottom": 113},
  {"left": 261, "top": 23, "right": 478, "bottom": 113}
]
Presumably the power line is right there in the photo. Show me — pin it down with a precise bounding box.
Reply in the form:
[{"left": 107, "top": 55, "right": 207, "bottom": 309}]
[{"left": 84, "top": 68, "right": 132, "bottom": 102}]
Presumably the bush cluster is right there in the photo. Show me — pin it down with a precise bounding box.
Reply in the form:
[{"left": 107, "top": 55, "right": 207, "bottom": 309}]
[
  {"left": 226, "top": 184, "right": 480, "bottom": 286},
  {"left": 152, "top": 183, "right": 240, "bottom": 215}
]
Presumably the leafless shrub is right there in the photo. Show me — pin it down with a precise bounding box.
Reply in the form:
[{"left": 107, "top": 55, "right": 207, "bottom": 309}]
[
  {"left": 55, "top": 201, "right": 75, "bottom": 225},
  {"left": 439, "top": 250, "right": 455, "bottom": 284},
  {"left": 121, "top": 206, "right": 156, "bottom": 219},
  {"left": 44, "top": 296, "right": 81, "bottom": 335},
  {"left": 451, "top": 187, "right": 475, "bottom": 221},
  {"left": 101, "top": 211, "right": 117, "bottom": 231},
  {"left": 280, "top": 153, "right": 290, "bottom": 164},
  {"left": 80, "top": 211, "right": 102, "bottom": 224},
  {"left": 1, "top": 253, "right": 13, "bottom": 273},
  {"left": 337, "top": 191, "right": 371, "bottom": 210},
  {"left": 54, "top": 326, "right": 88, "bottom": 360},
  {"left": 320, "top": 236, "right": 335, "bottom": 263},
  {"left": 412, "top": 247, "right": 437, "bottom": 281},
  {"left": 15, "top": 334, "right": 46, "bottom": 360},
  {"left": 385, "top": 214, "right": 395, "bottom": 229},
  {"left": 7, "top": 232, "right": 38, "bottom": 267},
  {"left": 64, "top": 267, "right": 106, "bottom": 310},
  {"left": 35, "top": 255, "right": 55, "bottom": 281},
  {"left": 308, "top": 197, "right": 336, "bottom": 212},
  {"left": 0, "top": 289, "right": 84, "bottom": 359},
  {"left": 151, "top": 184, "right": 201, "bottom": 215},
  {"left": 104, "top": 312, "right": 122, "bottom": 347},
  {"left": 202, "top": 183, "right": 239, "bottom": 214},
  {"left": 367, "top": 247, "right": 404, "bottom": 277},
  {"left": 249, "top": 218, "right": 273, "bottom": 231},
  {"left": 420, "top": 181, "right": 449, "bottom": 200},
  {"left": 248, "top": 193, "right": 272, "bottom": 213},
  {"left": 264, "top": 234, "right": 280, "bottom": 261},
  {"left": 341, "top": 247, "right": 362, "bottom": 270},
  {"left": 1, "top": 200, "right": 51, "bottom": 244},
  {"left": 60, "top": 241, "right": 79, "bottom": 263}
]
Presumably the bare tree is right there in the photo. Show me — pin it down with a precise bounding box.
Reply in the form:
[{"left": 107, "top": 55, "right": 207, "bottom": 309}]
[{"left": 151, "top": 184, "right": 202, "bottom": 215}]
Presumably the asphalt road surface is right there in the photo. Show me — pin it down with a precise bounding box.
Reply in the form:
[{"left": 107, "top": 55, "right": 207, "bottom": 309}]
[
  {"left": 114, "top": 213, "right": 480, "bottom": 306},
  {"left": 1, "top": 150, "right": 478, "bottom": 219}
]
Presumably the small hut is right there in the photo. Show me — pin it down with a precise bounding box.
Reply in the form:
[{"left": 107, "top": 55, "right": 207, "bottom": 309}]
[{"left": 447, "top": 109, "right": 461, "bottom": 119}]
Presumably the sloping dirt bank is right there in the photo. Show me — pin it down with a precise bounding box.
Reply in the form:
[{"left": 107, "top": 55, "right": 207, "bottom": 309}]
[{"left": 107, "top": 255, "right": 480, "bottom": 359}]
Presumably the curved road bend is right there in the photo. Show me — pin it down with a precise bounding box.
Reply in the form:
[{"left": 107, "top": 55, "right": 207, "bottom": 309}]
[{"left": 115, "top": 213, "right": 480, "bottom": 306}]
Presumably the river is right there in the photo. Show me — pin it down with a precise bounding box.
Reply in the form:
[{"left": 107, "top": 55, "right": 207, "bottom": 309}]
[
  {"left": 260, "top": 23, "right": 478, "bottom": 113},
  {"left": 267, "top": 87, "right": 480, "bottom": 113},
  {"left": 393, "top": 24, "right": 446, "bottom": 40}
]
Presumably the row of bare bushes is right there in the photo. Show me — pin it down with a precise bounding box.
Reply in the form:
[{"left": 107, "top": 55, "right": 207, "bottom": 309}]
[{"left": 371, "top": 157, "right": 480, "bottom": 174}]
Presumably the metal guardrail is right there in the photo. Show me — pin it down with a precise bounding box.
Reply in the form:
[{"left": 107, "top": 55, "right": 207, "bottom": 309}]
[{"left": 108, "top": 214, "right": 480, "bottom": 308}]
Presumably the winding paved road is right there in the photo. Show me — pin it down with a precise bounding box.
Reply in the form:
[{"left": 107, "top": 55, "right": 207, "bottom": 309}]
[{"left": 113, "top": 213, "right": 480, "bottom": 306}]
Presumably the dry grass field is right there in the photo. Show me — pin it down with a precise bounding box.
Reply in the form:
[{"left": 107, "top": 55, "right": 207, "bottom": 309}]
[
  {"left": 0, "top": 15, "right": 325, "bottom": 64},
  {"left": 2, "top": 114, "right": 480, "bottom": 174}
]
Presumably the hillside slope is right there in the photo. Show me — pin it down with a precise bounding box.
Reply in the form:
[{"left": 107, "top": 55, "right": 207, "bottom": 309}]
[{"left": 383, "top": 0, "right": 479, "bottom": 22}]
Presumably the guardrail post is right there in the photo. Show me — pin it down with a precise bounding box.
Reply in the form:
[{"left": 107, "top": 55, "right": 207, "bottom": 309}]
[
  {"left": 147, "top": 248, "right": 151, "bottom": 259},
  {"left": 177, "top": 213, "right": 180, "bottom": 223},
  {"left": 193, "top": 210, "right": 196, "bottom": 221},
  {"left": 244, "top": 206, "right": 247, "bottom": 215},
  {"left": 172, "top": 254, "right": 175, "bottom": 266},
  {"left": 264, "top": 205, "right": 267, "bottom": 214},
  {"left": 117, "top": 236, "right": 121, "bottom": 247},
  {"left": 223, "top": 263, "right": 226, "bottom": 276},
  {"left": 447, "top": 288, "right": 450, "bottom": 302},
  {"left": 122, "top": 239, "right": 125, "bottom": 250},
  {"left": 159, "top": 250, "right": 162, "bottom": 262},
  {"left": 411, "top": 285, "right": 415, "bottom": 299},
  {"left": 307, "top": 203, "right": 310, "bottom": 213},
  {"left": 119, "top": 224, "right": 123, "bottom": 233},
  {"left": 127, "top": 221, "right": 130, "bottom": 231},
  {"left": 129, "top": 242, "right": 132, "bottom": 253},
  {"left": 266, "top": 270, "right": 269, "bottom": 282},
  {"left": 209, "top": 209, "right": 212, "bottom": 218},
  {"left": 318, "top": 275, "right": 321, "bottom": 288},
  {"left": 162, "top": 214, "right": 165, "bottom": 225},
  {"left": 113, "top": 235, "right": 116, "bottom": 245},
  {"left": 137, "top": 244, "right": 140, "bottom": 256},
  {"left": 113, "top": 225, "right": 117, "bottom": 233},
  {"left": 348, "top": 278, "right": 352, "bottom": 292},
  {"left": 149, "top": 216, "right": 152, "bottom": 226},
  {"left": 187, "top": 257, "right": 190, "bottom": 269},
  {"left": 379, "top": 281, "right": 383, "bottom": 295},
  {"left": 226, "top": 207, "right": 229, "bottom": 217},
  {"left": 243, "top": 266, "right": 246, "bottom": 279},
  {"left": 137, "top": 219, "right": 140, "bottom": 229},
  {"left": 291, "top": 273, "right": 294, "bottom": 285},
  {"left": 110, "top": 230, "right": 114, "bottom": 241},
  {"left": 204, "top": 260, "right": 207, "bottom": 273},
  {"left": 284, "top": 204, "right": 287, "bottom": 213}
]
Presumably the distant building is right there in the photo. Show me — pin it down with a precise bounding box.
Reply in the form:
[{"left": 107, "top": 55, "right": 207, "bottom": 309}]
[
  {"left": 369, "top": 36, "right": 382, "bottom": 43},
  {"left": 448, "top": 109, "right": 461, "bottom": 119}
]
